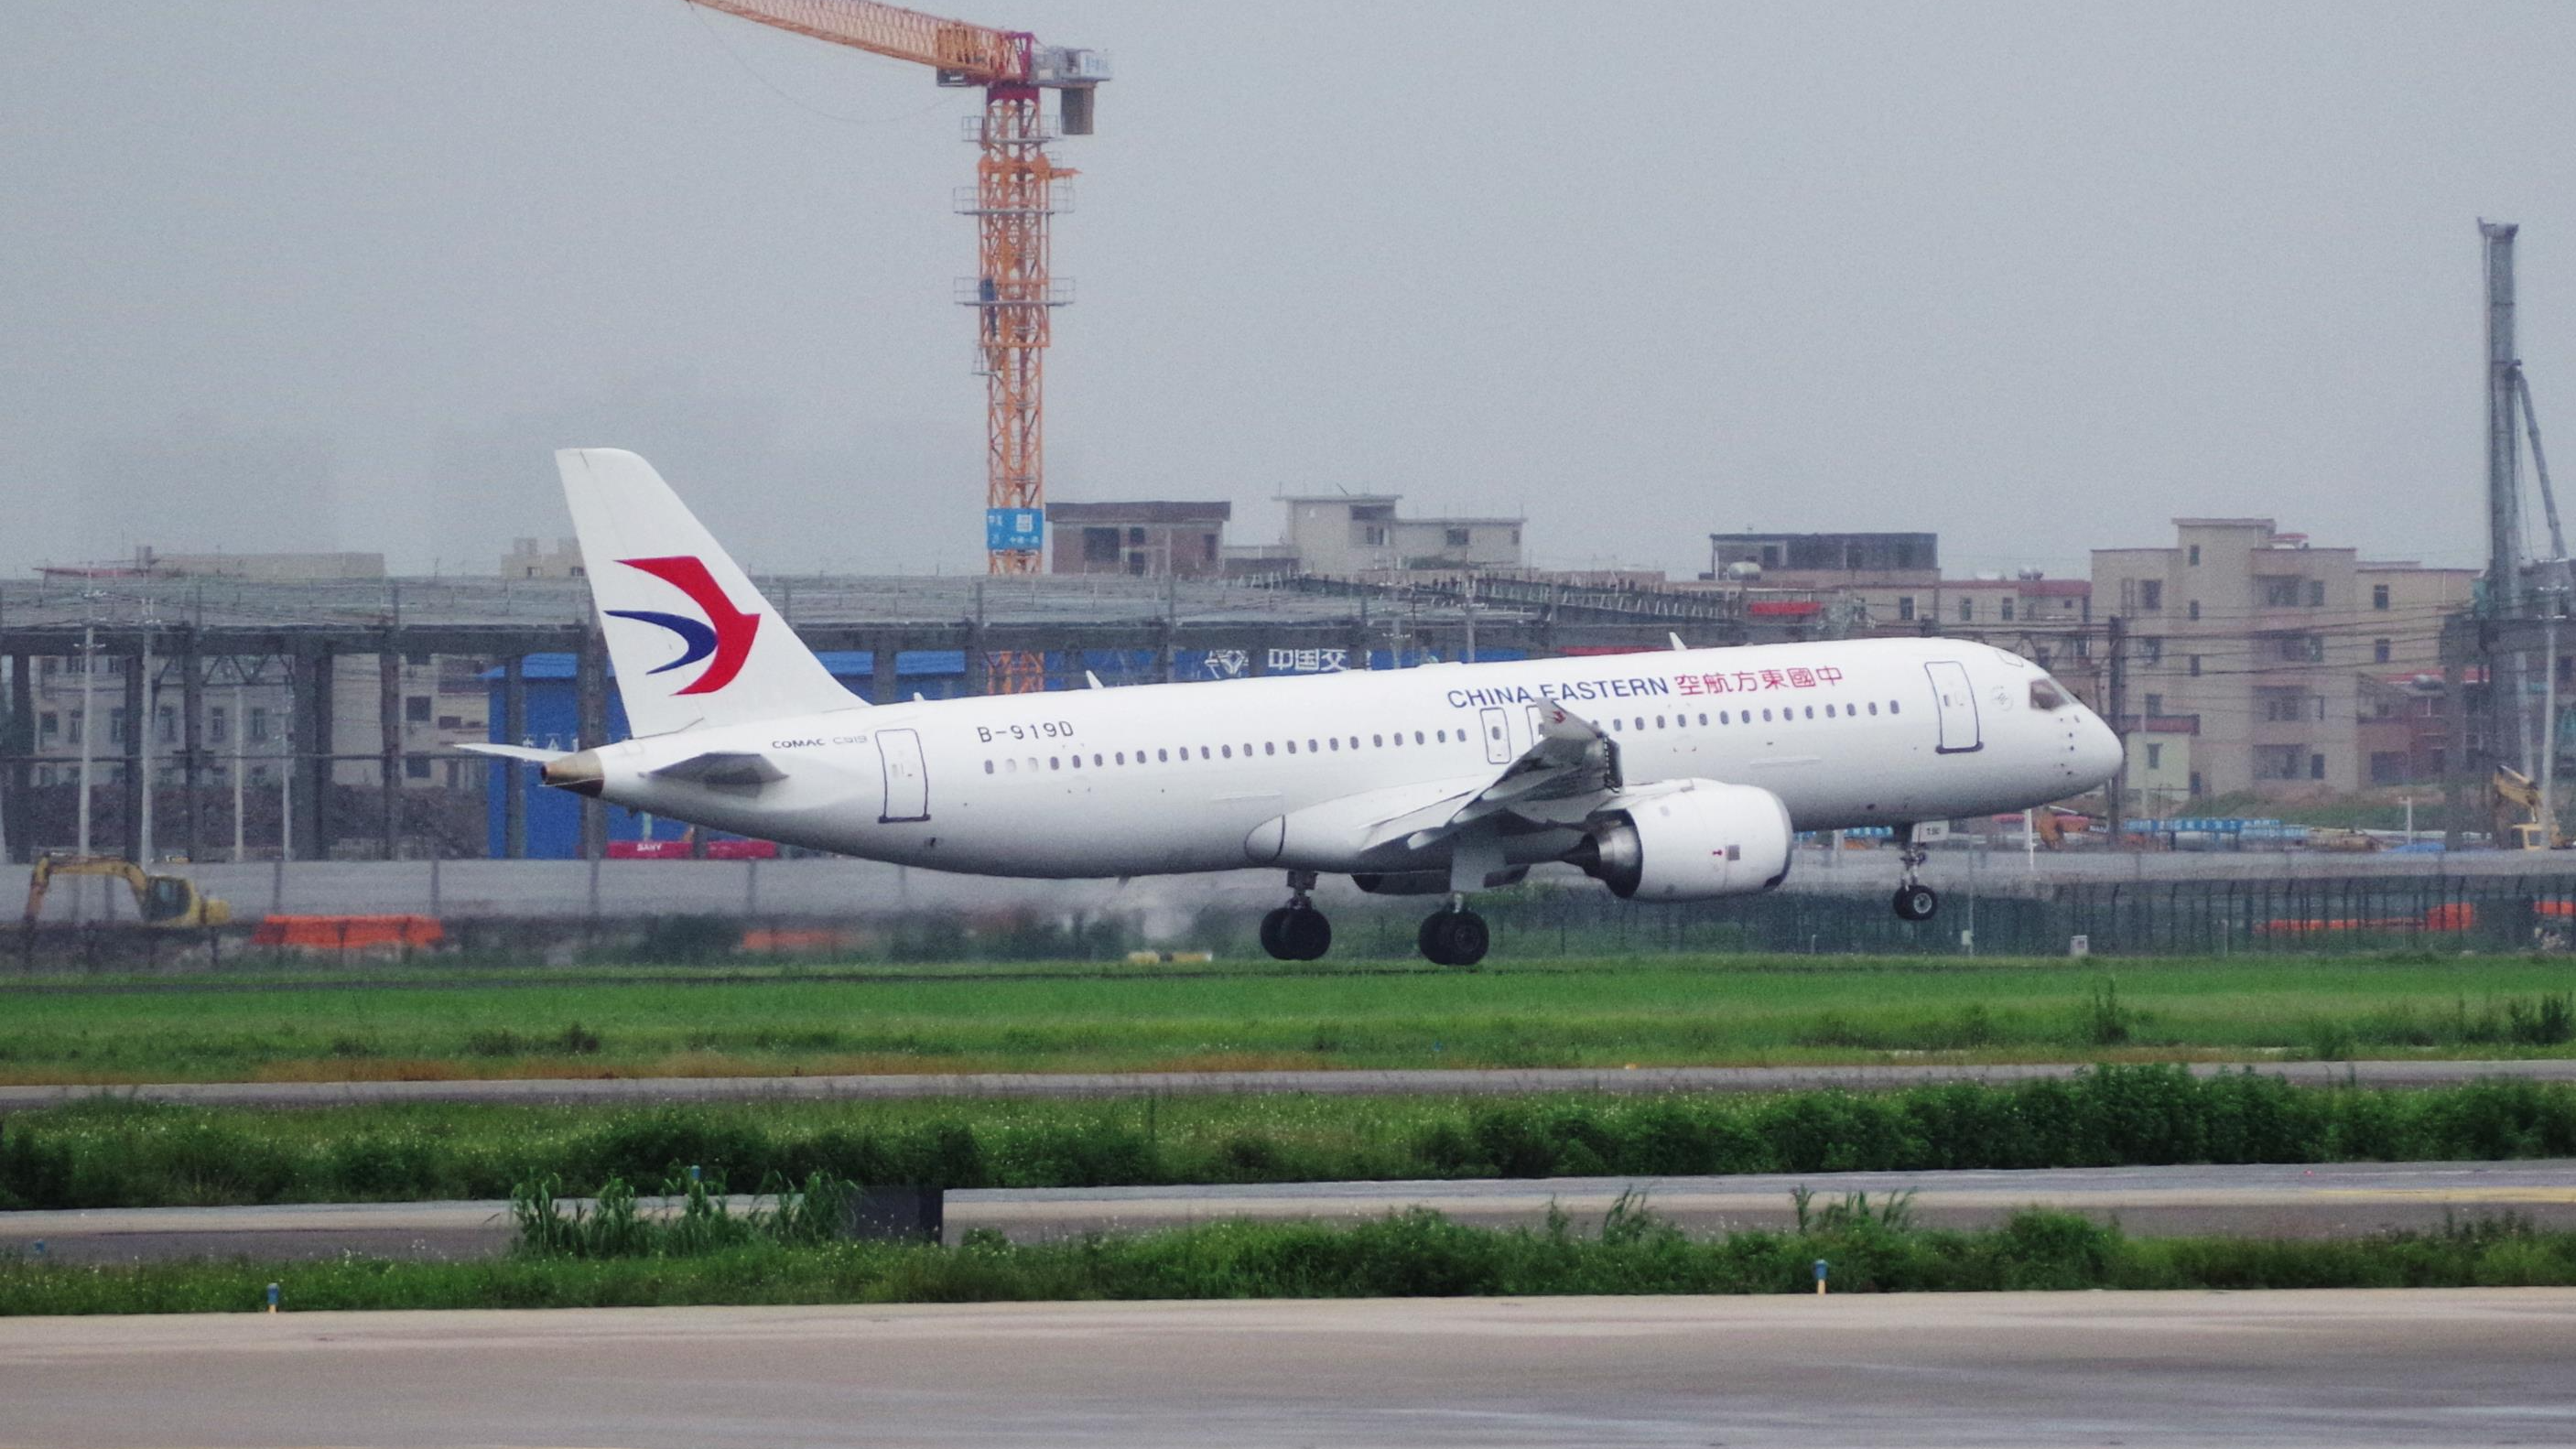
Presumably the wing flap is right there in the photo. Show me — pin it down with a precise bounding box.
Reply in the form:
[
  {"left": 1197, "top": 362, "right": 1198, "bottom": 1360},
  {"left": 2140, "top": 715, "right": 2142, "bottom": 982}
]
[{"left": 1387, "top": 704, "right": 1623, "bottom": 850}]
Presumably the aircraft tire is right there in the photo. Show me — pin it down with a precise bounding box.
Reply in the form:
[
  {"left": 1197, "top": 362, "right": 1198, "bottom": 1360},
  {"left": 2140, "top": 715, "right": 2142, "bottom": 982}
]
[
  {"left": 1417, "top": 909, "right": 1488, "bottom": 968},
  {"left": 1259, "top": 907, "right": 1295, "bottom": 960},
  {"left": 1443, "top": 910, "right": 1489, "bottom": 967},
  {"left": 1894, "top": 884, "right": 1938, "bottom": 922},
  {"left": 1278, "top": 906, "right": 1333, "bottom": 961}
]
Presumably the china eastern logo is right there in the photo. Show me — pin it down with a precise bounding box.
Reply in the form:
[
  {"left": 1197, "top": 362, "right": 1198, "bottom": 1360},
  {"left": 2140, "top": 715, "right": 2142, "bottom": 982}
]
[{"left": 605, "top": 556, "right": 760, "bottom": 695}]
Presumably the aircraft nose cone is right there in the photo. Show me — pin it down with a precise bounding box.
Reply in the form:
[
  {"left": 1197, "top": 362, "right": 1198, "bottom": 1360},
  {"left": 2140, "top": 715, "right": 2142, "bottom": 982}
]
[{"left": 2078, "top": 715, "right": 2124, "bottom": 785}]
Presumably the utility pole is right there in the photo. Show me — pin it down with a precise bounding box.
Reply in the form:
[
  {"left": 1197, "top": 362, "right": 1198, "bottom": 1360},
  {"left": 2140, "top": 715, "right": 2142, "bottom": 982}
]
[
  {"left": 2484, "top": 220, "right": 2531, "bottom": 776},
  {"left": 2105, "top": 614, "right": 2127, "bottom": 844},
  {"left": 137, "top": 623, "right": 154, "bottom": 866}
]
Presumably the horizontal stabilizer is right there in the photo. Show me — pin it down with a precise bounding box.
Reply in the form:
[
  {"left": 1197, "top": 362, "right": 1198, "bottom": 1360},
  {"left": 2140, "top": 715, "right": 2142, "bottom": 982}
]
[
  {"left": 458, "top": 742, "right": 568, "bottom": 764},
  {"left": 646, "top": 751, "right": 786, "bottom": 788}
]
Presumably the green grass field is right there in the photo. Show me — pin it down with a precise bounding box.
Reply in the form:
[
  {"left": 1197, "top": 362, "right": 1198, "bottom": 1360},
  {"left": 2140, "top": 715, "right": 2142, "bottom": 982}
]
[
  {"left": 2, "top": 952, "right": 2572, "bottom": 1084},
  {"left": 10, "top": 1066, "right": 2576, "bottom": 1210},
  {"left": 10, "top": 1204, "right": 2575, "bottom": 1315}
]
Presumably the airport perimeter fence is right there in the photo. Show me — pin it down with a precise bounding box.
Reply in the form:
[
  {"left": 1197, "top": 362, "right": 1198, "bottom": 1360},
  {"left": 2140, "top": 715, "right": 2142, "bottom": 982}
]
[
  {"left": 18, "top": 872, "right": 2576, "bottom": 972},
  {"left": 1451, "top": 874, "right": 2576, "bottom": 959}
]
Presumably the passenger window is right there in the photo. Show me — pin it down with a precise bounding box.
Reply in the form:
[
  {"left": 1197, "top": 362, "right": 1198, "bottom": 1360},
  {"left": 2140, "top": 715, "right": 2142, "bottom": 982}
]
[
  {"left": 1307, "top": 739, "right": 1319, "bottom": 752},
  {"left": 1414, "top": 730, "right": 1426, "bottom": 744},
  {"left": 1114, "top": 752, "right": 1124, "bottom": 764},
  {"left": 1157, "top": 748, "right": 1169, "bottom": 762},
  {"left": 1867, "top": 702, "right": 1878, "bottom": 716},
  {"left": 1608, "top": 719, "right": 1621, "bottom": 732},
  {"left": 1349, "top": 736, "right": 1360, "bottom": 750},
  {"left": 1698, "top": 713, "right": 1708, "bottom": 726},
  {"left": 1049, "top": 757, "right": 1060, "bottom": 770},
  {"left": 1762, "top": 708, "right": 1773, "bottom": 722},
  {"left": 1329, "top": 738, "right": 1340, "bottom": 751},
  {"left": 1093, "top": 754, "right": 1103, "bottom": 766},
  {"left": 1004, "top": 758, "right": 1018, "bottom": 773},
  {"left": 1287, "top": 741, "right": 1298, "bottom": 754},
  {"left": 1719, "top": 711, "right": 1730, "bottom": 724},
  {"left": 1890, "top": 701, "right": 1901, "bottom": 715},
  {"left": 1372, "top": 734, "right": 1384, "bottom": 747},
  {"left": 1201, "top": 746, "right": 1212, "bottom": 760},
  {"left": 983, "top": 760, "right": 994, "bottom": 774},
  {"left": 1265, "top": 741, "right": 1276, "bottom": 755},
  {"left": 1222, "top": 744, "right": 1232, "bottom": 758},
  {"left": 1803, "top": 707, "right": 1814, "bottom": 719},
  {"left": 1027, "top": 757, "right": 1038, "bottom": 772},
  {"left": 1069, "top": 754, "right": 1081, "bottom": 768},
  {"left": 1824, "top": 704, "right": 1835, "bottom": 718}
]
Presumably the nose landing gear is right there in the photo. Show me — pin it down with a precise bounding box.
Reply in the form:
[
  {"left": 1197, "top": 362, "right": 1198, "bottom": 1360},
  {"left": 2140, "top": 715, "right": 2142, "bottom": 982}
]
[
  {"left": 1417, "top": 896, "right": 1490, "bottom": 967},
  {"left": 1260, "top": 870, "right": 1333, "bottom": 961},
  {"left": 1891, "top": 826, "right": 1940, "bottom": 922}
]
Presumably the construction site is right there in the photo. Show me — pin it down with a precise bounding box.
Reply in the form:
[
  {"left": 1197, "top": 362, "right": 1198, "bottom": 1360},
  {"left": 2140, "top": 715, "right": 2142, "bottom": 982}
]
[{"left": 0, "top": 1, "right": 2566, "bottom": 905}]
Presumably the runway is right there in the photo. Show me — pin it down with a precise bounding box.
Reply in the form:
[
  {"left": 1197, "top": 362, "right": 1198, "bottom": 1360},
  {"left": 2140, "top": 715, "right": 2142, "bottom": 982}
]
[
  {"left": 5, "top": 1054, "right": 2572, "bottom": 1109},
  {"left": 10, "top": 1159, "right": 2574, "bottom": 1263},
  {"left": 1, "top": 1291, "right": 2571, "bottom": 1446}
]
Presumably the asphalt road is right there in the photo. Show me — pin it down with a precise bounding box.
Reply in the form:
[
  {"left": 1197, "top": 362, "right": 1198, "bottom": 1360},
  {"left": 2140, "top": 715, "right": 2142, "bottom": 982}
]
[
  {"left": 2, "top": 1291, "right": 2571, "bottom": 1447},
  {"left": 6, "top": 1056, "right": 2575, "bottom": 1109},
  {"left": 10, "top": 1160, "right": 2575, "bottom": 1264}
]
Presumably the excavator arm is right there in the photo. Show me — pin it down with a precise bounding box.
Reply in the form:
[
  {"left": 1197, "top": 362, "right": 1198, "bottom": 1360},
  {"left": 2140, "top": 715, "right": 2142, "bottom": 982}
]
[{"left": 23, "top": 854, "right": 231, "bottom": 928}]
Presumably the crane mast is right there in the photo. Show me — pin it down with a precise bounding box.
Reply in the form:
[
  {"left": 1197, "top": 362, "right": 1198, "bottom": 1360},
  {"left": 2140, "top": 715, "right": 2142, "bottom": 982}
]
[{"left": 683, "top": 0, "right": 1105, "bottom": 631}]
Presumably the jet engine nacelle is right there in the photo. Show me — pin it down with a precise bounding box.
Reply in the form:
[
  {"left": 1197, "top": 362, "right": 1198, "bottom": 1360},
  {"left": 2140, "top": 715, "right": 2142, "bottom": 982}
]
[{"left": 1567, "top": 781, "right": 1795, "bottom": 901}]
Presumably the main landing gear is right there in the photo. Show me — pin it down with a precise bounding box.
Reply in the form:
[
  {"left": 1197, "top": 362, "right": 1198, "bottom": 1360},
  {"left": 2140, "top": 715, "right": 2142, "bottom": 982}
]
[
  {"left": 1260, "top": 870, "right": 1333, "bottom": 961},
  {"left": 1418, "top": 898, "right": 1490, "bottom": 968},
  {"left": 1891, "top": 826, "right": 1940, "bottom": 922}
]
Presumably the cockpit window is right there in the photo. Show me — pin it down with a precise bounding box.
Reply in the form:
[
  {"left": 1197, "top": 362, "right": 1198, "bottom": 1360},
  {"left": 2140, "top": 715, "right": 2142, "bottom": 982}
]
[{"left": 2029, "top": 679, "right": 2068, "bottom": 711}]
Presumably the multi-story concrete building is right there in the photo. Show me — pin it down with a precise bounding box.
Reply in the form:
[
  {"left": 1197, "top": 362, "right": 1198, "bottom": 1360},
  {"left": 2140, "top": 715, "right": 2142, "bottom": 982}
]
[
  {"left": 501, "top": 538, "right": 586, "bottom": 579},
  {"left": 1047, "top": 502, "right": 1231, "bottom": 579},
  {"left": 1237, "top": 495, "right": 1525, "bottom": 576},
  {"left": 2093, "top": 518, "right": 2474, "bottom": 802}
]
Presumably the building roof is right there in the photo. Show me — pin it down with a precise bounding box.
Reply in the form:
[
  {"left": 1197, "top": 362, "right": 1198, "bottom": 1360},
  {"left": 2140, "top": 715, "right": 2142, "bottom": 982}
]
[{"left": 1049, "top": 501, "right": 1232, "bottom": 524}]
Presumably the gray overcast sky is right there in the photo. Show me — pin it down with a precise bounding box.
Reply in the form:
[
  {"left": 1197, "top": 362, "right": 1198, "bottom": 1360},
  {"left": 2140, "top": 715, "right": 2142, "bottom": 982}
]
[{"left": 5, "top": 1, "right": 2574, "bottom": 582}]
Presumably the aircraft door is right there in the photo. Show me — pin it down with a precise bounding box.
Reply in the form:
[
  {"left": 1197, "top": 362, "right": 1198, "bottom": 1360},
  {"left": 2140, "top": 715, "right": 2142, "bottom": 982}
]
[
  {"left": 877, "top": 729, "right": 931, "bottom": 822},
  {"left": 1478, "top": 707, "right": 1512, "bottom": 765},
  {"left": 1924, "top": 661, "right": 1983, "bottom": 754}
]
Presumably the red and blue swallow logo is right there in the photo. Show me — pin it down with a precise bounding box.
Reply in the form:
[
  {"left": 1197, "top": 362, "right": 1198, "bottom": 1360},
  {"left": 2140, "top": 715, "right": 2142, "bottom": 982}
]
[{"left": 606, "top": 556, "right": 760, "bottom": 696}]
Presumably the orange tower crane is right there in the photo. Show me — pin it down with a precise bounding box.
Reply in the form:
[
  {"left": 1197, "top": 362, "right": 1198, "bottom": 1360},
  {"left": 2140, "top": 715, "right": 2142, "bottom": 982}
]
[{"left": 685, "top": 1, "right": 1107, "bottom": 689}]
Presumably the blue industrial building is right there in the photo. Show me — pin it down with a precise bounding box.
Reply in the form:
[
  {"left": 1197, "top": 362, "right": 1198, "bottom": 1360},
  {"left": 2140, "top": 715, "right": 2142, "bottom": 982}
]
[{"left": 486, "top": 645, "right": 1521, "bottom": 858}]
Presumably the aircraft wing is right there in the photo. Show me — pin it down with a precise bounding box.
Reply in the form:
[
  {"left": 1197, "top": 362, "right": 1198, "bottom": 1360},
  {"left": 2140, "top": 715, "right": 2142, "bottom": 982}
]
[{"left": 1361, "top": 703, "right": 1622, "bottom": 851}]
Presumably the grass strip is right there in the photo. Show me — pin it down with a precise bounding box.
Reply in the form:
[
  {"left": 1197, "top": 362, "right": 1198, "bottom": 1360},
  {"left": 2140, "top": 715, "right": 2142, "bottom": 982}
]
[
  {"left": 10, "top": 1065, "right": 2576, "bottom": 1210},
  {"left": 4, "top": 956, "right": 2571, "bottom": 1083},
  {"left": 7, "top": 1203, "right": 2575, "bottom": 1315}
]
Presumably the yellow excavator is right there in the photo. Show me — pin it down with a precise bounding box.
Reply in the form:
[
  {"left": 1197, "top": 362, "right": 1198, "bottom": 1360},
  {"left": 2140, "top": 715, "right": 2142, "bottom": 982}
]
[
  {"left": 2491, "top": 765, "right": 2572, "bottom": 850},
  {"left": 22, "top": 854, "right": 232, "bottom": 928}
]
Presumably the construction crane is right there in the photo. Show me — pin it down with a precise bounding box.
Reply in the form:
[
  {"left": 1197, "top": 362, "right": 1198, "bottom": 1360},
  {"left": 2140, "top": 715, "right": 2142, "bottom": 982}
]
[{"left": 684, "top": 0, "right": 1108, "bottom": 691}]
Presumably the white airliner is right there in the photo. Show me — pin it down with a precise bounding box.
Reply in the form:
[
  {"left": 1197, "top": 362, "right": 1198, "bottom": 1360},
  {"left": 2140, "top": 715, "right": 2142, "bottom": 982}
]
[{"left": 473, "top": 450, "right": 2123, "bottom": 966}]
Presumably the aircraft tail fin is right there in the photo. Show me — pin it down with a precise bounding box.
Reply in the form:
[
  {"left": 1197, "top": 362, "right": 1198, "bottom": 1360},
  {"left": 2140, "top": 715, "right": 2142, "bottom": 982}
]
[{"left": 556, "top": 448, "right": 860, "bottom": 737}]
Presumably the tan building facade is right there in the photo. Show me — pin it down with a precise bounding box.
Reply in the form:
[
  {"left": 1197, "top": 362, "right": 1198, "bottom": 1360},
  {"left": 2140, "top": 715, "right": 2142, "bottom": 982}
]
[{"left": 2093, "top": 518, "right": 2473, "bottom": 802}]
